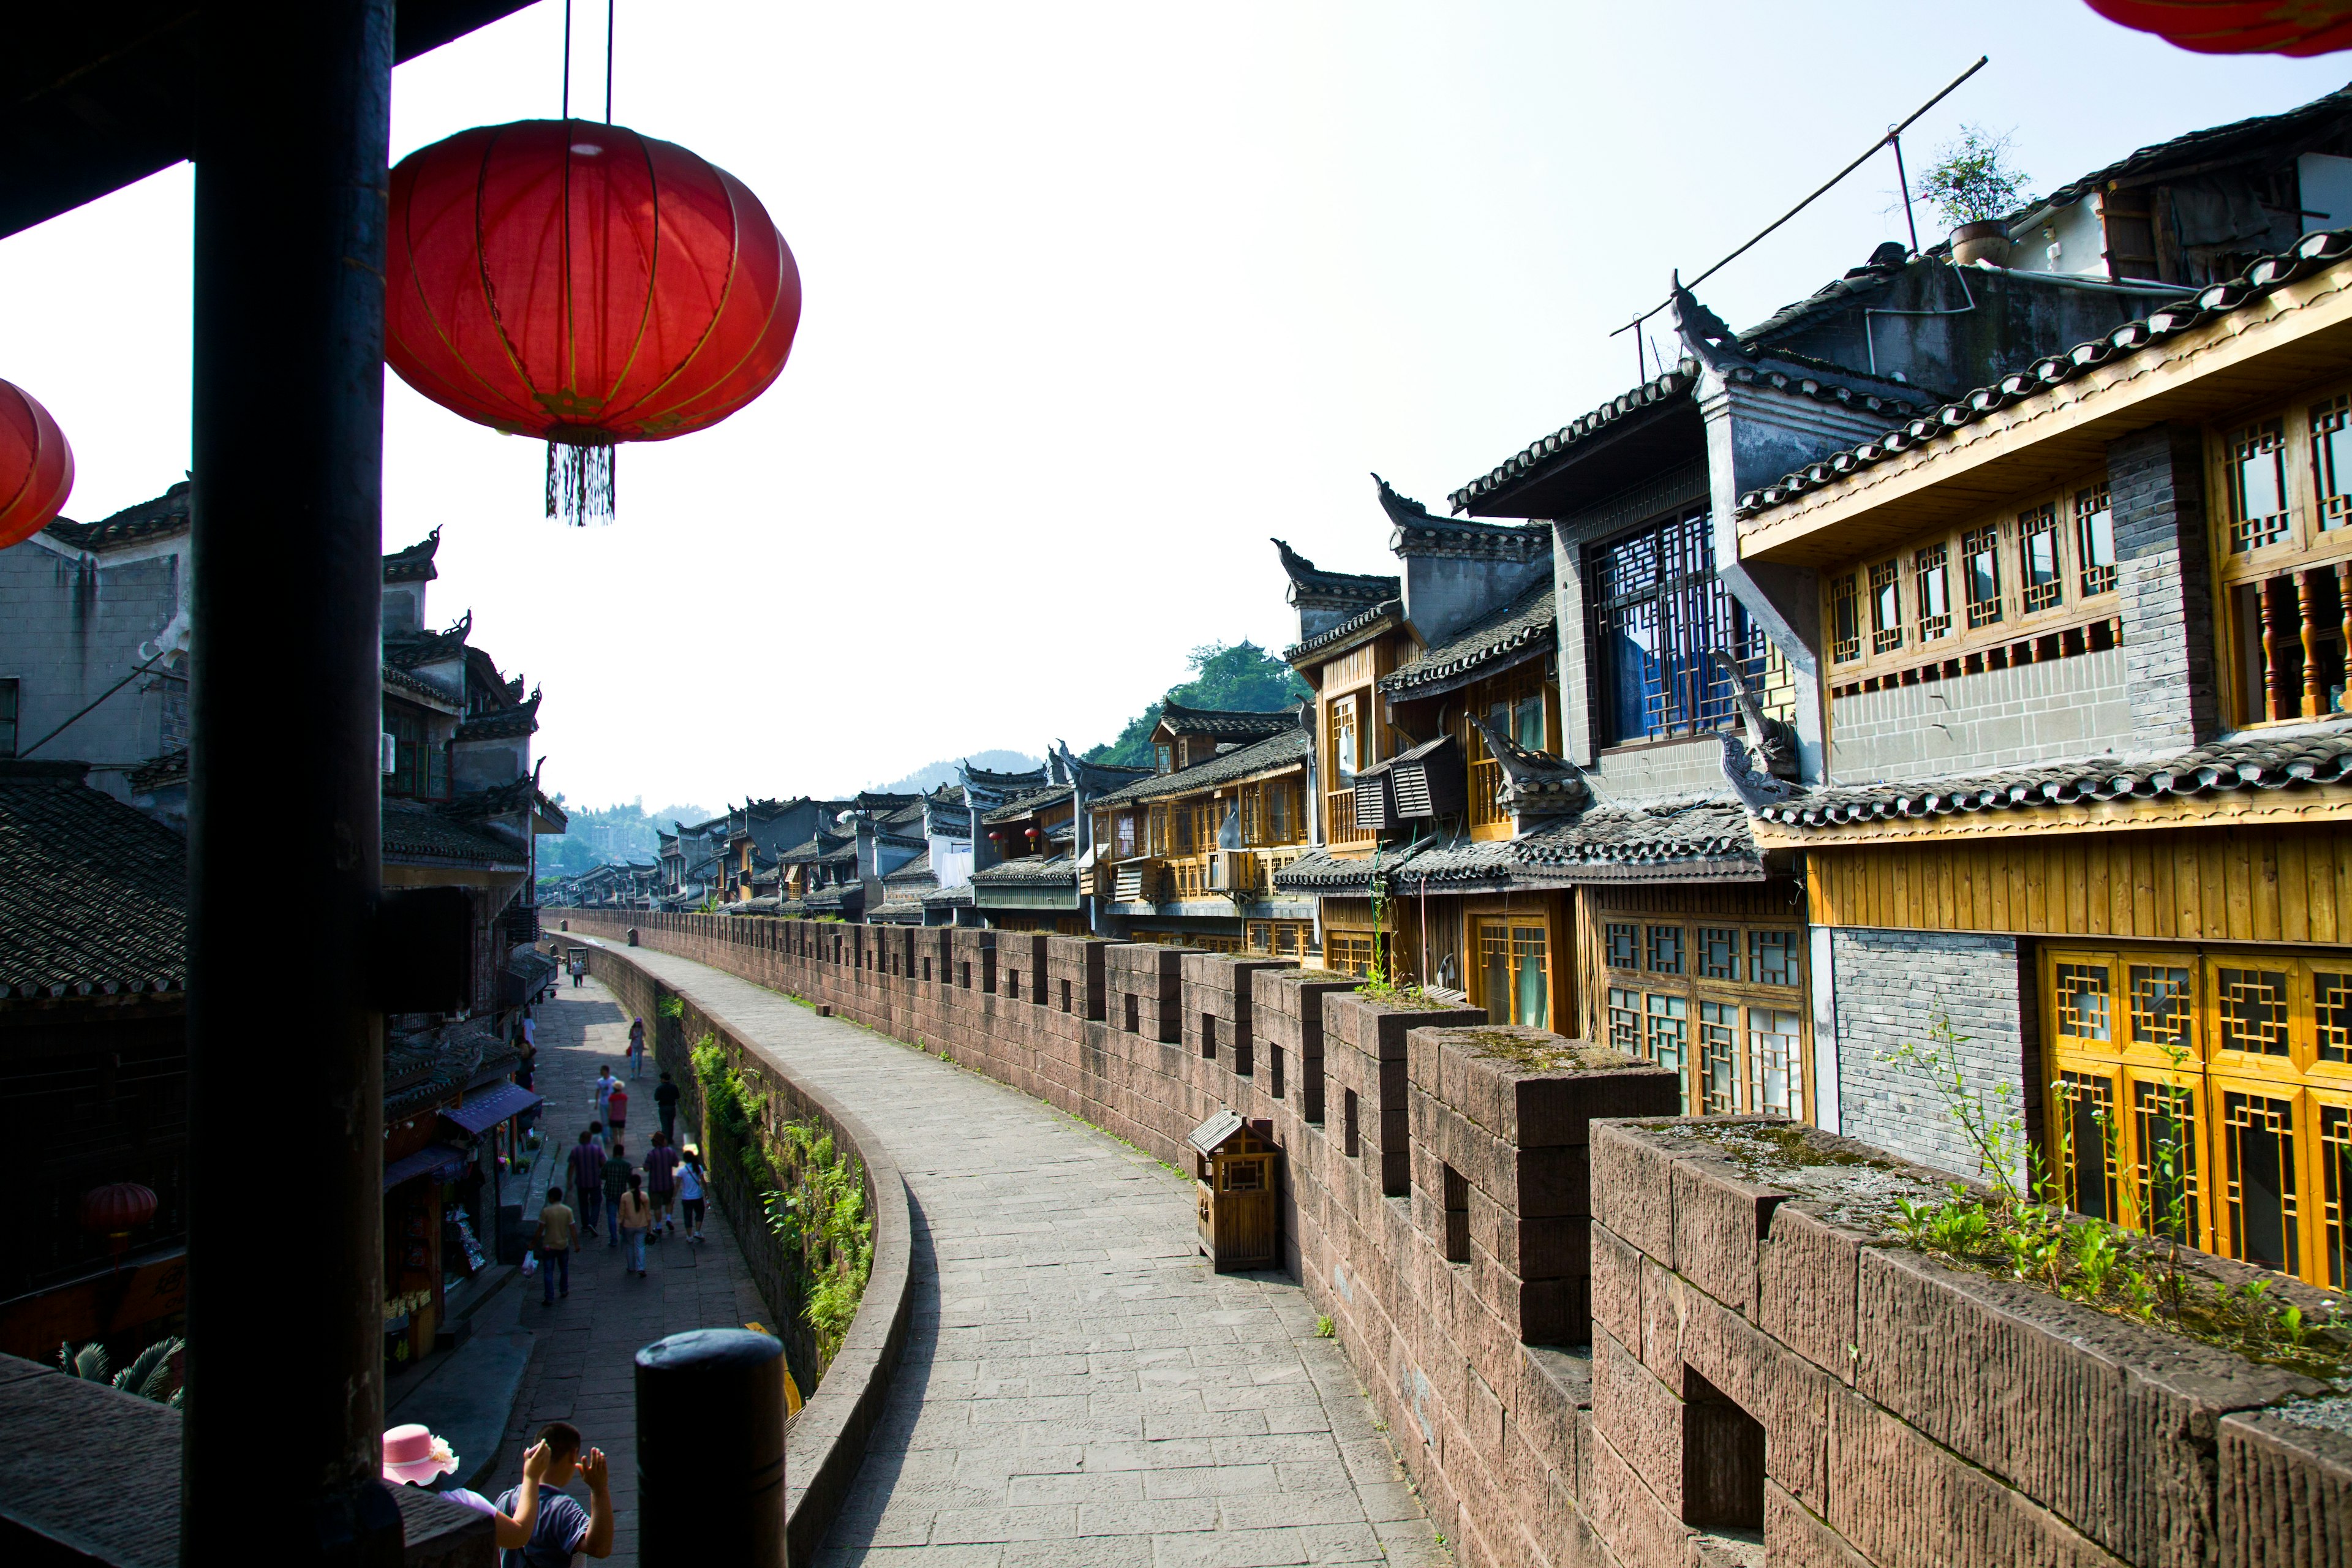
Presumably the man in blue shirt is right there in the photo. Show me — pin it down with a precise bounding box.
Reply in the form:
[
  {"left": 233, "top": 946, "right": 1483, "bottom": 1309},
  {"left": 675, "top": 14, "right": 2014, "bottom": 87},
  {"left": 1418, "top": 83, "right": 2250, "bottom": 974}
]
[{"left": 494, "top": 1421, "right": 613, "bottom": 1567}]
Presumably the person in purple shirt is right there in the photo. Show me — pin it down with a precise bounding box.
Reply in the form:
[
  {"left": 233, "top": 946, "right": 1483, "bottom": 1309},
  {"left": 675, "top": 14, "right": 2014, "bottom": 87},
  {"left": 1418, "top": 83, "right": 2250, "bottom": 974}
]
[
  {"left": 493, "top": 1422, "right": 612, "bottom": 1566},
  {"left": 565, "top": 1131, "right": 606, "bottom": 1239}
]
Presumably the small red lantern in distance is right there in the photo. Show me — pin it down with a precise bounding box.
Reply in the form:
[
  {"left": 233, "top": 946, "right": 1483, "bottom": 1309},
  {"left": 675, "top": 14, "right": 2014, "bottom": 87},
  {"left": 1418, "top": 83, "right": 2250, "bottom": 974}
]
[
  {"left": 81, "top": 1182, "right": 157, "bottom": 1265},
  {"left": 0, "top": 379, "right": 74, "bottom": 550},
  {"left": 2084, "top": 0, "right": 2352, "bottom": 55},
  {"left": 385, "top": 120, "right": 802, "bottom": 525}
]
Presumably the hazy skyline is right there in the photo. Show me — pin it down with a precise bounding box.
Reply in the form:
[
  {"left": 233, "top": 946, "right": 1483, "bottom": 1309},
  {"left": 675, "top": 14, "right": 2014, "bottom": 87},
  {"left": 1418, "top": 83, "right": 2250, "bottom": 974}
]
[{"left": 4, "top": 3, "right": 2344, "bottom": 809}]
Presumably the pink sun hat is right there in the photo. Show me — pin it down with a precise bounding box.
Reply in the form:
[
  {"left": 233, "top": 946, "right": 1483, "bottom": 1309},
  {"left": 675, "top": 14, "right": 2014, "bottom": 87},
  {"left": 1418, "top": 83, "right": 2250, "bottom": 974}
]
[{"left": 382, "top": 1423, "right": 459, "bottom": 1485}]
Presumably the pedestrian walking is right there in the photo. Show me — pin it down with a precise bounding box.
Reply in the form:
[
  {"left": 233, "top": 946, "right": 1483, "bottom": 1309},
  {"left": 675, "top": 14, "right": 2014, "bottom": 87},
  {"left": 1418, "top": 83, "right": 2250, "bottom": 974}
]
[
  {"left": 565, "top": 1133, "right": 605, "bottom": 1239},
  {"left": 617, "top": 1175, "right": 652, "bottom": 1277},
  {"left": 592, "top": 1065, "right": 615, "bottom": 1129},
  {"left": 494, "top": 1422, "right": 614, "bottom": 1564},
  {"left": 521, "top": 1009, "right": 536, "bottom": 1052},
  {"left": 601, "top": 1141, "right": 633, "bottom": 1249},
  {"left": 654, "top": 1070, "right": 679, "bottom": 1143},
  {"left": 677, "top": 1145, "right": 707, "bottom": 1243},
  {"left": 604, "top": 1082, "right": 628, "bottom": 1152},
  {"left": 644, "top": 1131, "right": 680, "bottom": 1237},
  {"left": 537, "top": 1186, "right": 574, "bottom": 1305},
  {"left": 626, "top": 1017, "right": 646, "bottom": 1080}
]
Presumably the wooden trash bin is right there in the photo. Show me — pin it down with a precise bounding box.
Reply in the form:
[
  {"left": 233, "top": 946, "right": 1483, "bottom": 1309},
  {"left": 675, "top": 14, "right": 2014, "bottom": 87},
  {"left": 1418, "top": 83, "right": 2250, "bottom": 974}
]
[{"left": 1189, "top": 1109, "right": 1278, "bottom": 1272}]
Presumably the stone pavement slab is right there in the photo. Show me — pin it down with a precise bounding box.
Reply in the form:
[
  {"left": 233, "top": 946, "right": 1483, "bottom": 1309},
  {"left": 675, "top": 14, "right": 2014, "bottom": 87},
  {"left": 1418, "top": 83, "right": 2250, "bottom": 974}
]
[{"left": 581, "top": 938, "right": 1447, "bottom": 1568}]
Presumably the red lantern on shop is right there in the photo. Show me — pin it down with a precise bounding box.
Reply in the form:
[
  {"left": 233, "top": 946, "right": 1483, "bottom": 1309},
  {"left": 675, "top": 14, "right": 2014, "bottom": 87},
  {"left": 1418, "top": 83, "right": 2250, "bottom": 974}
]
[
  {"left": 385, "top": 119, "right": 801, "bottom": 525},
  {"left": 2083, "top": 1, "right": 2352, "bottom": 55},
  {"left": 0, "top": 378, "right": 74, "bottom": 550},
  {"left": 80, "top": 1182, "right": 157, "bottom": 1270}
]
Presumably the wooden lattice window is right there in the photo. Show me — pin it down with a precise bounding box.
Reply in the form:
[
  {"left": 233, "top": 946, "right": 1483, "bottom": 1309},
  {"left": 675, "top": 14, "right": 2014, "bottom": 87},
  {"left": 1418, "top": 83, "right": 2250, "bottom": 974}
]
[
  {"left": 2019, "top": 503, "right": 2064, "bottom": 613},
  {"left": 1830, "top": 572, "right": 1861, "bottom": 664},
  {"left": 2321, "top": 1104, "right": 2351, "bottom": 1289},
  {"left": 2076, "top": 483, "right": 2117, "bottom": 597},
  {"left": 1605, "top": 922, "right": 1638, "bottom": 968},
  {"left": 1964, "top": 526, "right": 2004, "bottom": 628},
  {"left": 1646, "top": 924, "right": 1684, "bottom": 976},
  {"left": 2314, "top": 394, "right": 2352, "bottom": 533},
  {"left": 2054, "top": 961, "right": 2114, "bottom": 1042},
  {"left": 2228, "top": 420, "right": 2293, "bottom": 554},
  {"left": 1602, "top": 914, "right": 1805, "bottom": 1120},
  {"left": 1697, "top": 927, "right": 1739, "bottom": 982},
  {"left": 2223, "top": 1090, "right": 2301, "bottom": 1275},
  {"left": 1913, "top": 543, "right": 1951, "bottom": 642},
  {"left": 2218, "top": 967, "right": 2293, "bottom": 1057},
  {"left": 1869, "top": 558, "right": 1902, "bottom": 654},
  {"left": 1592, "top": 508, "right": 1787, "bottom": 744}
]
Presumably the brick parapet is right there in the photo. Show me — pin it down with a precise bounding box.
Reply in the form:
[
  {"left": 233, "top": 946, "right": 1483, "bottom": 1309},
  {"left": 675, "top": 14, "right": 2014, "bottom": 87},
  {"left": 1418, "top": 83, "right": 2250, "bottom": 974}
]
[{"left": 546, "top": 910, "right": 2341, "bottom": 1568}]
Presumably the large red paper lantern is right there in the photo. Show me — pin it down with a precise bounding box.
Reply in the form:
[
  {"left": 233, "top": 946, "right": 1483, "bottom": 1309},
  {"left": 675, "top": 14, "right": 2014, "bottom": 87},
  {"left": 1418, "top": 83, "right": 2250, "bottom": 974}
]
[
  {"left": 2084, "top": 1, "right": 2352, "bottom": 55},
  {"left": 81, "top": 1182, "right": 157, "bottom": 1267},
  {"left": 385, "top": 119, "right": 801, "bottom": 525},
  {"left": 0, "top": 379, "right": 74, "bottom": 551}
]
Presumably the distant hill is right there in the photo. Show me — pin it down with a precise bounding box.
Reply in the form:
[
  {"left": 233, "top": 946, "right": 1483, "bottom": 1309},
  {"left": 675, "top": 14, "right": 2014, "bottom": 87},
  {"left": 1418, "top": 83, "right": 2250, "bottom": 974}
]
[
  {"left": 540, "top": 797, "right": 717, "bottom": 877},
  {"left": 873, "top": 750, "right": 1042, "bottom": 794}
]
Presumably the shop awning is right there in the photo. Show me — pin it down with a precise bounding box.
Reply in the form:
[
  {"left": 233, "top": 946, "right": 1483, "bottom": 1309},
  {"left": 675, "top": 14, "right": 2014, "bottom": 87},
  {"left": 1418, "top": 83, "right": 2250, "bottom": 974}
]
[
  {"left": 383, "top": 1144, "right": 470, "bottom": 1191},
  {"left": 441, "top": 1082, "right": 541, "bottom": 1136}
]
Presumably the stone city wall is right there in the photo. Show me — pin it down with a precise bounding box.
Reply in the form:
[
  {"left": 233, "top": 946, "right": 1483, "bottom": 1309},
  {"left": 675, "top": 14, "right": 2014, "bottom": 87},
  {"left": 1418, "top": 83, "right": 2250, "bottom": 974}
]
[{"left": 552, "top": 909, "right": 2351, "bottom": 1568}]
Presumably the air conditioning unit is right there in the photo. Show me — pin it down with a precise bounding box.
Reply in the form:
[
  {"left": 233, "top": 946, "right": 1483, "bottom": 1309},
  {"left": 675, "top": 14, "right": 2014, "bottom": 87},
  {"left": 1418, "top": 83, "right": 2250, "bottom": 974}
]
[
  {"left": 380, "top": 732, "right": 398, "bottom": 775},
  {"left": 1352, "top": 759, "right": 1396, "bottom": 832},
  {"left": 1390, "top": 734, "right": 1466, "bottom": 819}
]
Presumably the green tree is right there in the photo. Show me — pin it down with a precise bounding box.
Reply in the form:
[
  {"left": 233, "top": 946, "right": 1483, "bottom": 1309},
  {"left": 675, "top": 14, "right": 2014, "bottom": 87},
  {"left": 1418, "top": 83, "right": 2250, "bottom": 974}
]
[
  {"left": 1086, "top": 641, "right": 1309, "bottom": 766},
  {"left": 1920, "top": 124, "right": 2033, "bottom": 229}
]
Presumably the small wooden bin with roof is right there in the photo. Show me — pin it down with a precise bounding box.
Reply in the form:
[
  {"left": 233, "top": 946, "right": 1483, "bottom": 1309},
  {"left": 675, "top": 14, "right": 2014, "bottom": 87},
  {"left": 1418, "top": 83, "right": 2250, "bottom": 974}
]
[{"left": 1189, "top": 1109, "right": 1279, "bottom": 1272}]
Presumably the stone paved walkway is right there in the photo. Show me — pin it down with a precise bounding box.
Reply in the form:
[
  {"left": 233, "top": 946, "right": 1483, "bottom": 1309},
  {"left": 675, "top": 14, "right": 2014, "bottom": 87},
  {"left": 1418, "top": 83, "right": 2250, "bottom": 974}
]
[
  {"left": 587, "top": 938, "right": 1446, "bottom": 1568},
  {"left": 473, "top": 973, "right": 770, "bottom": 1568}
]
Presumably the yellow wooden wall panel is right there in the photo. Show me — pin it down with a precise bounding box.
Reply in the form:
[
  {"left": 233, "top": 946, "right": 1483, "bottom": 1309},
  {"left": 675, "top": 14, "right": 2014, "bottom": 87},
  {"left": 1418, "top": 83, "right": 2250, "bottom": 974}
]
[{"left": 1808, "top": 824, "right": 2352, "bottom": 944}]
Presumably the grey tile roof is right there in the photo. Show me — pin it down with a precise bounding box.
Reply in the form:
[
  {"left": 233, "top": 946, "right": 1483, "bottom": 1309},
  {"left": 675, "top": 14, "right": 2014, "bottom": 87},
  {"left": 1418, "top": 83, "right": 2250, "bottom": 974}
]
[
  {"left": 40, "top": 481, "right": 190, "bottom": 553},
  {"left": 883, "top": 848, "right": 933, "bottom": 885},
  {"left": 1737, "top": 228, "right": 2352, "bottom": 518},
  {"left": 970, "top": 853, "right": 1076, "bottom": 887},
  {"left": 1270, "top": 796, "right": 1760, "bottom": 894},
  {"left": 2035, "top": 82, "right": 2352, "bottom": 217},
  {"left": 1379, "top": 580, "right": 1554, "bottom": 697},
  {"left": 1282, "top": 598, "right": 1403, "bottom": 665},
  {"left": 1156, "top": 701, "right": 1299, "bottom": 742},
  {"left": 921, "top": 884, "right": 974, "bottom": 908},
  {"left": 0, "top": 761, "right": 186, "bottom": 997},
  {"left": 455, "top": 690, "right": 539, "bottom": 741},
  {"left": 384, "top": 664, "right": 462, "bottom": 712},
  {"left": 382, "top": 528, "right": 441, "bottom": 584},
  {"left": 1272, "top": 538, "right": 1398, "bottom": 605},
  {"left": 982, "top": 784, "right": 1072, "bottom": 824},
  {"left": 1089, "top": 726, "right": 1311, "bottom": 808},
  {"left": 1751, "top": 728, "right": 2352, "bottom": 831},
  {"left": 383, "top": 798, "right": 528, "bottom": 870},
  {"left": 1449, "top": 368, "right": 1695, "bottom": 514}
]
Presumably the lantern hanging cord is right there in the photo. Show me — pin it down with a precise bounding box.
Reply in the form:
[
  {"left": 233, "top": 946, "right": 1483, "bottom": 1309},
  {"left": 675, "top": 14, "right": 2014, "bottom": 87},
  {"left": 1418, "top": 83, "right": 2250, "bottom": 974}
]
[
  {"left": 547, "top": 441, "right": 616, "bottom": 527},
  {"left": 1608, "top": 54, "right": 1986, "bottom": 344}
]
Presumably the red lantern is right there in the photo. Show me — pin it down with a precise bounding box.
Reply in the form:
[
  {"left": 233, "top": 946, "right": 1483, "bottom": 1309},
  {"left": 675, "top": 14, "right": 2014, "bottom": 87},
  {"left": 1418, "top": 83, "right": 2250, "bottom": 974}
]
[
  {"left": 385, "top": 120, "right": 801, "bottom": 525},
  {"left": 80, "top": 1182, "right": 157, "bottom": 1268},
  {"left": 0, "top": 379, "right": 74, "bottom": 550},
  {"left": 2083, "top": 0, "right": 2352, "bottom": 55}
]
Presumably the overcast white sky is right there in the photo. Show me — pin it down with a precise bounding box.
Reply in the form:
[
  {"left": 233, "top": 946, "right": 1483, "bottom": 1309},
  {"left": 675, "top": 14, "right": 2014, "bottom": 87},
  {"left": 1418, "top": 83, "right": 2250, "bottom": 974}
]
[{"left": 3, "top": 3, "right": 2345, "bottom": 809}]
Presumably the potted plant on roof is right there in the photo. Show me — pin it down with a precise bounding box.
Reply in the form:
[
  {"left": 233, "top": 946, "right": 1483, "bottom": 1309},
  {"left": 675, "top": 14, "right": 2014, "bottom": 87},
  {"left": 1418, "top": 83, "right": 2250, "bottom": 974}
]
[{"left": 1920, "top": 124, "right": 2033, "bottom": 266}]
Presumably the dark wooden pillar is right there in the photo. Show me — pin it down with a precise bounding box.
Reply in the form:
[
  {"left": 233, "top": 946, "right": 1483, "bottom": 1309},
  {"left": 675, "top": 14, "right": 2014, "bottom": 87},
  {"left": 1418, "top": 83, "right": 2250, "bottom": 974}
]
[{"left": 185, "top": 3, "right": 397, "bottom": 1563}]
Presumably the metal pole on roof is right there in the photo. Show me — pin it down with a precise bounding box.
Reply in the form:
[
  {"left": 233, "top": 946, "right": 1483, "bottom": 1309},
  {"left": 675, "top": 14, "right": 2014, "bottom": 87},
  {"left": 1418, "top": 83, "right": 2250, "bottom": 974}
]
[
  {"left": 1610, "top": 54, "right": 1986, "bottom": 340},
  {"left": 184, "top": 3, "right": 397, "bottom": 1562}
]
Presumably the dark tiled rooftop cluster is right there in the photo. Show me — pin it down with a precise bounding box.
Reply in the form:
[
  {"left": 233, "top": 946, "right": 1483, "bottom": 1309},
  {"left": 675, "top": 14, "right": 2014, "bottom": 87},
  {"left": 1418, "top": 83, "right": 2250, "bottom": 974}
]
[
  {"left": 1155, "top": 701, "right": 1298, "bottom": 741},
  {"left": 1737, "top": 229, "right": 2352, "bottom": 518},
  {"left": 1752, "top": 730, "right": 2352, "bottom": 830},
  {"left": 1447, "top": 367, "right": 1695, "bottom": 513},
  {"left": 1271, "top": 796, "right": 1760, "bottom": 894},
  {"left": 0, "top": 763, "right": 186, "bottom": 997},
  {"left": 382, "top": 798, "right": 528, "bottom": 870},
  {"left": 970, "top": 853, "right": 1076, "bottom": 887}
]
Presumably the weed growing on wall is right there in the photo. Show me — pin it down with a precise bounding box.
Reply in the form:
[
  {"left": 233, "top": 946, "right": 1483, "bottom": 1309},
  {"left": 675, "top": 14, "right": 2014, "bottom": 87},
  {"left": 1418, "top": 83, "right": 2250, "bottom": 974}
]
[
  {"left": 1881, "top": 1016, "right": 2349, "bottom": 1382},
  {"left": 690, "top": 1033, "right": 874, "bottom": 1370}
]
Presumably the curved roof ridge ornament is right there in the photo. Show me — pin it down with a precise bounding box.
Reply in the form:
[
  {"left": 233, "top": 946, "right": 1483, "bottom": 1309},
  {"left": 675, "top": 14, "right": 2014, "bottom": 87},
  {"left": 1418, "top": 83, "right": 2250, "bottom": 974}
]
[
  {"left": 1468, "top": 714, "right": 1590, "bottom": 820},
  {"left": 1670, "top": 271, "right": 1749, "bottom": 372}
]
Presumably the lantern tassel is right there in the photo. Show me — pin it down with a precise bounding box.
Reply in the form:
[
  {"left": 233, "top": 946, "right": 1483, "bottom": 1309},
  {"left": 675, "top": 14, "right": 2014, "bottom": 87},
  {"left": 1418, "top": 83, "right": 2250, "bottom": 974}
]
[{"left": 545, "top": 440, "right": 616, "bottom": 526}]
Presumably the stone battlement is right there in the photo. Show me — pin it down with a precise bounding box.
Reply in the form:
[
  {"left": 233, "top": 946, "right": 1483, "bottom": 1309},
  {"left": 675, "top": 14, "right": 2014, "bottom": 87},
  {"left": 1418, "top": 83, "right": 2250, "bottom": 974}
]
[{"left": 549, "top": 910, "right": 2352, "bottom": 1568}]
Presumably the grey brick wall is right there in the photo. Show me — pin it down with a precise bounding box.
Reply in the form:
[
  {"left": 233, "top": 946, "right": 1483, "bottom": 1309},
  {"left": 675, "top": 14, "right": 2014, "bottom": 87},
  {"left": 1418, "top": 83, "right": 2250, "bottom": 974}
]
[
  {"left": 2109, "top": 423, "right": 2222, "bottom": 750},
  {"left": 1828, "top": 648, "right": 2132, "bottom": 783},
  {"left": 0, "top": 543, "right": 177, "bottom": 774},
  {"left": 1832, "top": 927, "right": 2032, "bottom": 1183}
]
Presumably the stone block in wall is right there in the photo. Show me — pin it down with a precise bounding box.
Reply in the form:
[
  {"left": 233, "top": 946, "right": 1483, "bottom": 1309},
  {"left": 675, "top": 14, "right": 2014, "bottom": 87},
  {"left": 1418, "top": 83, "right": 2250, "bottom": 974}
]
[
  {"left": 1045, "top": 936, "right": 1109, "bottom": 1022},
  {"left": 1106, "top": 943, "right": 1182, "bottom": 1044},
  {"left": 949, "top": 929, "right": 995, "bottom": 993},
  {"left": 1589, "top": 1121, "right": 1681, "bottom": 1270},
  {"left": 1178, "top": 952, "right": 1295, "bottom": 1074},
  {"left": 1670, "top": 1151, "right": 1790, "bottom": 1317},
  {"left": 1580, "top": 1409, "right": 1692, "bottom": 1568},
  {"left": 1251, "top": 969, "right": 1359, "bottom": 1123},
  {"left": 1325, "top": 995, "right": 1483, "bottom": 1199},
  {"left": 1852, "top": 1242, "right": 2324, "bottom": 1567},
  {"left": 2217, "top": 1406, "right": 2352, "bottom": 1568},
  {"left": 1676, "top": 1284, "right": 1829, "bottom": 1513},
  {"left": 1764, "top": 1479, "right": 1872, "bottom": 1568},
  {"left": 1590, "top": 1222, "right": 1643, "bottom": 1356},
  {"left": 916, "top": 927, "right": 952, "bottom": 986}
]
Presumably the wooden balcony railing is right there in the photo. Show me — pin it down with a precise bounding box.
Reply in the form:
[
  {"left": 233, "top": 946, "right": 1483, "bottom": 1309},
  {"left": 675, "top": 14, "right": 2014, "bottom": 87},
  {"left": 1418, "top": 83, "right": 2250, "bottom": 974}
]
[
  {"left": 1468, "top": 756, "right": 1506, "bottom": 831},
  {"left": 1327, "top": 788, "right": 1370, "bottom": 846}
]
